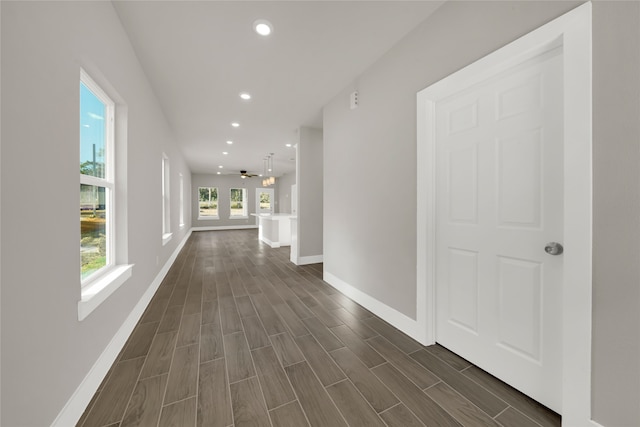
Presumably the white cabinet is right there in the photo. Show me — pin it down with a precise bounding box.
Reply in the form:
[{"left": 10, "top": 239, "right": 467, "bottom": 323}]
[{"left": 252, "top": 214, "right": 293, "bottom": 248}]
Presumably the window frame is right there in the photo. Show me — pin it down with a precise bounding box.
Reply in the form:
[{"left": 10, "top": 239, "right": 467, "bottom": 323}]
[
  {"left": 198, "top": 186, "right": 220, "bottom": 220},
  {"left": 161, "top": 153, "right": 172, "bottom": 245},
  {"left": 229, "top": 187, "right": 248, "bottom": 218},
  {"left": 80, "top": 70, "right": 116, "bottom": 285},
  {"left": 78, "top": 68, "right": 133, "bottom": 321},
  {"left": 179, "top": 173, "right": 185, "bottom": 228}
]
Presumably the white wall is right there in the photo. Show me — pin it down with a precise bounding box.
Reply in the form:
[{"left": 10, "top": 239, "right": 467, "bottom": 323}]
[
  {"left": 1, "top": 2, "right": 191, "bottom": 426},
  {"left": 297, "top": 127, "right": 323, "bottom": 260},
  {"left": 191, "top": 173, "right": 264, "bottom": 228},
  {"left": 323, "top": 1, "right": 639, "bottom": 425},
  {"left": 276, "top": 172, "right": 296, "bottom": 214},
  {"left": 0, "top": 2, "right": 3, "bottom": 422},
  {"left": 591, "top": 2, "right": 640, "bottom": 425}
]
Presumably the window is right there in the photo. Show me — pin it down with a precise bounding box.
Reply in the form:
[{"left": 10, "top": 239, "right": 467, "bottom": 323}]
[
  {"left": 80, "top": 71, "right": 114, "bottom": 282},
  {"left": 230, "top": 188, "right": 248, "bottom": 218},
  {"left": 199, "top": 187, "right": 219, "bottom": 219},
  {"left": 256, "top": 189, "right": 274, "bottom": 215},
  {"left": 162, "top": 154, "right": 172, "bottom": 244},
  {"left": 179, "top": 173, "right": 185, "bottom": 227},
  {"left": 260, "top": 192, "right": 271, "bottom": 210},
  {"left": 78, "top": 69, "right": 132, "bottom": 321}
]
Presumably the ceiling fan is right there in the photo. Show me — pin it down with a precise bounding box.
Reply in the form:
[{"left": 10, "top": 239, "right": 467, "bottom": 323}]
[{"left": 239, "top": 170, "right": 258, "bottom": 178}]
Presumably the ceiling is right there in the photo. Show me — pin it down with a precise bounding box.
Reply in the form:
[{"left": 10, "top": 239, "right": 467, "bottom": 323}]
[{"left": 112, "top": 1, "right": 444, "bottom": 177}]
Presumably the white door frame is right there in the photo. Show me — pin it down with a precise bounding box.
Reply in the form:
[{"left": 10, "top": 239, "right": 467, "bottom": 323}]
[{"left": 416, "top": 3, "right": 592, "bottom": 426}]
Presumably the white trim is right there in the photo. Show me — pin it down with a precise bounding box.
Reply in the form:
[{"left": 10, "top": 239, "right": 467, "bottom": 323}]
[
  {"left": 229, "top": 215, "right": 249, "bottom": 220},
  {"left": 192, "top": 225, "right": 258, "bottom": 232},
  {"left": 78, "top": 264, "right": 134, "bottom": 321},
  {"left": 323, "top": 271, "right": 424, "bottom": 343},
  {"left": 416, "top": 3, "right": 592, "bottom": 425},
  {"left": 54, "top": 229, "right": 192, "bottom": 427},
  {"left": 162, "top": 232, "right": 173, "bottom": 246},
  {"left": 80, "top": 69, "right": 117, "bottom": 289},
  {"left": 295, "top": 255, "right": 324, "bottom": 265},
  {"left": 80, "top": 69, "right": 114, "bottom": 109},
  {"left": 79, "top": 174, "right": 113, "bottom": 189},
  {"left": 197, "top": 216, "right": 220, "bottom": 221},
  {"left": 161, "top": 153, "right": 170, "bottom": 237},
  {"left": 179, "top": 173, "right": 184, "bottom": 227},
  {"left": 261, "top": 236, "right": 280, "bottom": 248}
]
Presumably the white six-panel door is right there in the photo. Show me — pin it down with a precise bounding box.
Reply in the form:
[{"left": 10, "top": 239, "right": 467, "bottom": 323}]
[{"left": 435, "top": 47, "right": 563, "bottom": 412}]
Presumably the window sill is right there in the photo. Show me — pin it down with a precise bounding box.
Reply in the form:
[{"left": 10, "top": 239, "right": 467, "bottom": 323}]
[
  {"left": 230, "top": 216, "right": 249, "bottom": 219},
  {"left": 162, "top": 232, "right": 173, "bottom": 246},
  {"left": 78, "top": 264, "right": 134, "bottom": 321},
  {"left": 198, "top": 216, "right": 220, "bottom": 221}
]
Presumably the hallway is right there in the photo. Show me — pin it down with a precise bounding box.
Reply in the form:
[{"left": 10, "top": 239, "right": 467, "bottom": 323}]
[{"left": 78, "top": 230, "right": 559, "bottom": 427}]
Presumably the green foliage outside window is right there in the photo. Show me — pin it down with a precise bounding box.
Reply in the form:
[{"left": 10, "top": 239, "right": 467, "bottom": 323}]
[
  {"left": 230, "top": 188, "right": 246, "bottom": 216},
  {"left": 199, "top": 187, "right": 218, "bottom": 217}
]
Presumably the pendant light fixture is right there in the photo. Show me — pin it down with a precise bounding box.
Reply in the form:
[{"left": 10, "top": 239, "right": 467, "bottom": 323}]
[
  {"left": 262, "top": 156, "right": 269, "bottom": 187},
  {"left": 269, "top": 153, "right": 275, "bottom": 185},
  {"left": 262, "top": 153, "right": 276, "bottom": 187}
]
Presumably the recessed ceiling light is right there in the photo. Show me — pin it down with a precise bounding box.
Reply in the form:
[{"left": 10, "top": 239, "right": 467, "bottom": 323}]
[
  {"left": 253, "top": 19, "right": 273, "bottom": 36},
  {"left": 285, "top": 143, "right": 292, "bottom": 147},
  {"left": 223, "top": 151, "right": 228, "bottom": 155},
  {"left": 217, "top": 171, "right": 221, "bottom": 175},
  {"left": 218, "top": 165, "right": 223, "bottom": 169},
  {"left": 231, "top": 122, "right": 240, "bottom": 128},
  {"left": 239, "top": 92, "right": 251, "bottom": 101},
  {"left": 226, "top": 140, "right": 233, "bottom": 145}
]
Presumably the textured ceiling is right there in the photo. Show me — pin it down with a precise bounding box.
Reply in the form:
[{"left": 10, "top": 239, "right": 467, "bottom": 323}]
[{"left": 113, "top": 1, "right": 443, "bottom": 176}]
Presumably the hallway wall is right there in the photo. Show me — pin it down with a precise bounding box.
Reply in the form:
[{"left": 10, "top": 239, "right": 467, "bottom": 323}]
[
  {"left": 1, "top": 2, "right": 191, "bottom": 425},
  {"left": 591, "top": 2, "right": 640, "bottom": 424},
  {"left": 297, "top": 127, "right": 324, "bottom": 260},
  {"left": 323, "top": 1, "right": 640, "bottom": 425},
  {"left": 276, "top": 172, "right": 296, "bottom": 214}
]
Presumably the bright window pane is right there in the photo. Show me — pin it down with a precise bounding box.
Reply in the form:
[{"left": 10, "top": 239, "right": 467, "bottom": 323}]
[
  {"left": 199, "top": 187, "right": 218, "bottom": 217},
  {"left": 81, "top": 184, "right": 107, "bottom": 279},
  {"left": 80, "top": 83, "right": 107, "bottom": 178},
  {"left": 259, "top": 192, "right": 271, "bottom": 210},
  {"left": 230, "top": 188, "right": 246, "bottom": 217}
]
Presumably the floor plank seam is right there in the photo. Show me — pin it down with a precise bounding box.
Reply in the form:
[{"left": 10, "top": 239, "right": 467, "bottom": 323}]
[
  {"left": 367, "top": 364, "right": 430, "bottom": 427},
  {"left": 80, "top": 231, "right": 560, "bottom": 427}
]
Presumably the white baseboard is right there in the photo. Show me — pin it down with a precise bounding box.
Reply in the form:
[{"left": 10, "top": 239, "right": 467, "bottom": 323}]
[
  {"left": 323, "top": 271, "right": 425, "bottom": 344},
  {"left": 260, "top": 236, "right": 280, "bottom": 248},
  {"left": 557, "top": 412, "right": 606, "bottom": 427},
  {"left": 295, "top": 254, "right": 323, "bottom": 265},
  {"left": 192, "top": 225, "right": 258, "bottom": 231},
  {"left": 51, "top": 229, "right": 192, "bottom": 427}
]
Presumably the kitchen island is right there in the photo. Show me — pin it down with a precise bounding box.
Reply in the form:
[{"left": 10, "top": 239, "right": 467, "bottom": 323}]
[{"left": 251, "top": 213, "right": 293, "bottom": 248}]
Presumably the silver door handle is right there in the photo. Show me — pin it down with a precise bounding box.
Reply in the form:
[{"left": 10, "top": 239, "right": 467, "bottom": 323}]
[{"left": 545, "top": 242, "right": 563, "bottom": 255}]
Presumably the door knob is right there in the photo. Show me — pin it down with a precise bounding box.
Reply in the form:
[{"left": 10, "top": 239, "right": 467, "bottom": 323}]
[{"left": 545, "top": 242, "right": 563, "bottom": 255}]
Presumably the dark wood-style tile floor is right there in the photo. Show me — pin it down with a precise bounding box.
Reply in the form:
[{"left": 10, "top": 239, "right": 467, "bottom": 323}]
[{"left": 78, "top": 230, "right": 560, "bottom": 427}]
